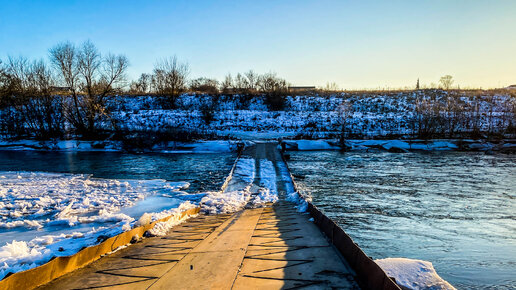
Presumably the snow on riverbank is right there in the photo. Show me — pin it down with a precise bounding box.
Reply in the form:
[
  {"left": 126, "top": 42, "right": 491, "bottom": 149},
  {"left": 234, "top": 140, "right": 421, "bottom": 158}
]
[
  {"left": 0, "top": 140, "right": 241, "bottom": 153},
  {"left": 283, "top": 139, "right": 516, "bottom": 152},
  {"left": 102, "top": 93, "right": 514, "bottom": 139},
  {"left": 146, "top": 201, "right": 197, "bottom": 236},
  {"left": 0, "top": 199, "right": 197, "bottom": 280},
  {"left": 375, "top": 258, "right": 456, "bottom": 290},
  {"left": 0, "top": 223, "right": 123, "bottom": 280}
]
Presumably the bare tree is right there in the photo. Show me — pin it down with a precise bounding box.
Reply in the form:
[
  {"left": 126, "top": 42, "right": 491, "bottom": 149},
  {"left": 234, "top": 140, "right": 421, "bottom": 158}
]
[
  {"left": 220, "top": 73, "right": 233, "bottom": 94},
  {"left": 467, "top": 97, "right": 482, "bottom": 137},
  {"left": 338, "top": 99, "right": 353, "bottom": 145},
  {"left": 439, "top": 75, "right": 454, "bottom": 90},
  {"left": 244, "top": 70, "right": 258, "bottom": 92},
  {"left": 0, "top": 60, "right": 8, "bottom": 106},
  {"left": 50, "top": 40, "right": 128, "bottom": 137},
  {"left": 257, "top": 72, "right": 288, "bottom": 94},
  {"left": 189, "top": 77, "right": 219, "bottom": 94},
  {"left": 130, "top": 73, "right": 151, "bottom": 94},
  {"left": 234, "top": 73, "right": 245, "bottom": 93},
  {"left": 152, "top": 56, "right": 189, "bottom": 97},
  {"left": 49, "top": 41, "right": 83, "bottom": 131},
  {"left": 323, "top": 82, "right": 340, "bottom": 92},
  {"left": 443, "top": 94, "right": 466, "bottom": 138},
  {"left": 3, "top": 57, "right": 63, "bottom": 138},
  {"left": 414, "top": 94, "right": 444, "bottom": 139}
]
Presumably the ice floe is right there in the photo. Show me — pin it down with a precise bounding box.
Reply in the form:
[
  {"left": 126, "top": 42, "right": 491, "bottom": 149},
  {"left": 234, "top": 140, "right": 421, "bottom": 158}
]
[
  {"left": 0, "top": 171, "right": 188, "bottom": 230},
  {"left": 375, "top": 257, "right": 456, "bottom": 290},
  {"left": 0, "top": 171, "right": 192, "bottom": 279}
]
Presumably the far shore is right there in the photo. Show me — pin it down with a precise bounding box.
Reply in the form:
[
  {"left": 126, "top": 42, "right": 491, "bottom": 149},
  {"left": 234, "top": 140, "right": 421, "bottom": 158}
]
[{"left": 1, "top": 138, "right": 515, "bottom": 154}]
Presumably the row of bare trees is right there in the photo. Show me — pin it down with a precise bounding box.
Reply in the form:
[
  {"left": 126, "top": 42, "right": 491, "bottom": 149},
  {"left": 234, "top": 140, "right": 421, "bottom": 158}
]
[
  {"left": 0, "top": 41, "right": 129, "bottom": 138},
  {"left": 129, "top": 67, "right": 289, "bottom": 96},
  {"left": 413, "top": 94, "right": 516, "bottom": 138},
  {"left": 0, "top": 57, "right": 62, "bottom": 138},
  {"left": 335, "top": 92, "right": 516, "bottom": 140}
]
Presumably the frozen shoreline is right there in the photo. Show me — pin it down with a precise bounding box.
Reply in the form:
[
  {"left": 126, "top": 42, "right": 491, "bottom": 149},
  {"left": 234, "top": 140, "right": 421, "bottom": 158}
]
[
  {"left": 0, "top": 139, "right": 243, "bottom": 153},
  {"left": 1, "top": 138, "right": 515, "bottom": 153},
  {"left": 282, "top": 138, "right": 516, "bottom": 153}
]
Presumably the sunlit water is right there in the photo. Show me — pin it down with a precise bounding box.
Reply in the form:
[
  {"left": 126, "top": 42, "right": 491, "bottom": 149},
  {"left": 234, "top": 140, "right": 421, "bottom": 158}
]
[
  {"left": 0, "top": 150, "right": 235, "bottom": 245},
  {"left": 287, "top": 151, "right": 516, "bottom": 289}
]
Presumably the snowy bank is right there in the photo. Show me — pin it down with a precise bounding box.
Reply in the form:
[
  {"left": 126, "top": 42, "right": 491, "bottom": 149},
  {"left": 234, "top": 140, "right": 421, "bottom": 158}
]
[
  {"left": 282, "top": 139, "right": 516, "bottom": 152},
  {"left": 375, "top": 258, "right": 456, "bottom": 290},
  {"left": 0, "top": 199, "right": 197, "bottom": 280},
  {"left": 145, "top": 201, "right": 198, "bottom": 236},
  {"left": 0, "top": 206, "right": 200, "bottom": 289},
  {"left": 0, "top": 139, "right": 242, "bottom": 153}
]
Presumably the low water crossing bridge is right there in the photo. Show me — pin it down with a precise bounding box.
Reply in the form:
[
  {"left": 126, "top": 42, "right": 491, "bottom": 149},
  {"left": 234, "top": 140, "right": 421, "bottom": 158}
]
[{"left": 36, "top": 142, "right": 398, "bottom": 289}]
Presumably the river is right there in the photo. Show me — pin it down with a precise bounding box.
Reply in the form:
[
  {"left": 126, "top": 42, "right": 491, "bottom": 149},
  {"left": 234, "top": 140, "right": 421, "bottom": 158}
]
[{"left": 287, "top": 151, "right": 515, "bottom": 289}]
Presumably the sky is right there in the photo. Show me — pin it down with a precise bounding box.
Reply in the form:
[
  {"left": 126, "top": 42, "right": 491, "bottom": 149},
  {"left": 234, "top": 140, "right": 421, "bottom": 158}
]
[{"left": 1, "top": 0, "right": 515, "bottom": 89}]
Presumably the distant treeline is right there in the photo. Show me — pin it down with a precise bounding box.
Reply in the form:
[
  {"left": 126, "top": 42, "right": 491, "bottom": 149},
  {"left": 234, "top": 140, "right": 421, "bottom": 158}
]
[
  {"left": 1, "top": 41, "right": 515, "bottom": 141},
  {"left": 0, "top": 40, "right": 291, "bottom": 139}
]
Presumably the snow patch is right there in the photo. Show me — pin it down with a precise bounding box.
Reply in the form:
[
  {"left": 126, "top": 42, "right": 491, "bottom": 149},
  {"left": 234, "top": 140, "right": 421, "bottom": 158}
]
[
  {"left": 146, "top": 201, "right": 198, "bottom": 236},
  {"left": 200, "top": 158, "right": 279, "bottom": 214},
  {"left": 201, "top": 157, "right": 256, "bottom": 214},
  {"left": 200, "top": 188, "right": 251, "bottom": 215},
  {"left": 258, "top": 159, "right": 278, "bottom": 195},
  {"left": 276, "top": 161, "right": 308, "bottom": 212},
  {"left": 0, "top": 172, "right": 194, "bottom": 279},
  {"left": 287, "top": 140, "right": 340, "bottom": 150},
  {"left": 375, "top": 258, "right": 456, "bottom": 290}
]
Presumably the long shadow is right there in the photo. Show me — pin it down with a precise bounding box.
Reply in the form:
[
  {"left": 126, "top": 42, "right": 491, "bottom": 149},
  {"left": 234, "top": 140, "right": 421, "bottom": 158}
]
[
  {"left": 236, "top": 143, "right": 361, "bottom": 289},
  {"left": 60, "top": 214, "right": 229, "bottom": 289},
  {"left": 241, "top": 202, "right": 360, "bottom": 289}
]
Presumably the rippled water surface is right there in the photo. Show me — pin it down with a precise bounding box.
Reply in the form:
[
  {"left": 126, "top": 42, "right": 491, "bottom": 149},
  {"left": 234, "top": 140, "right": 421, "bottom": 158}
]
[
  {"left": 0, "top": 150, "right": 235, "bottom": 192},
  {"left": 287, "top": 151, "right": 516, "bottom": 289}
]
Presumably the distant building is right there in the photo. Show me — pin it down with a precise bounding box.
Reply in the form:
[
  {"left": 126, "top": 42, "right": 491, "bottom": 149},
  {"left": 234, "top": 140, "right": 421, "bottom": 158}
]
[
  {"left": 288, "top": 86, "right": 316, "bottom": 93},
  {"left": 50, "top": 86, "right": 72, "bottom": 93},
  {"left": 222, "top": 87, "right": 240, "bottom": 94},
  {"left": 506, "top": 84, "right": 516, "bottom": 90}
]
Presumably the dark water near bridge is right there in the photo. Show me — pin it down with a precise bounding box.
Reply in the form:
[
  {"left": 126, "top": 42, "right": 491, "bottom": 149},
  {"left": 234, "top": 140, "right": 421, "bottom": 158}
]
[
  {"left": 0, "top": 150, "right": 235, "bottom": 192},
  {"left": 287, "top": 151, "right": 516, "bottom": 289}
]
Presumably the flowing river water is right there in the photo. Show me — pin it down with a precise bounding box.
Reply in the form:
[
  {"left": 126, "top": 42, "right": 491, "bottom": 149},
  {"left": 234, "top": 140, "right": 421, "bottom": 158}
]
[{"left": 287, "top": 151, "right": 516, "bottom": 289}]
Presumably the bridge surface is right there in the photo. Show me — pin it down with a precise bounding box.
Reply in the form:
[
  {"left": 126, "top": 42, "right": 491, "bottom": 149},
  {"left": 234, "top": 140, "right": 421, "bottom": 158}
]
[{"left": 39, "top": 143, "right": 360, "bottom": 289}]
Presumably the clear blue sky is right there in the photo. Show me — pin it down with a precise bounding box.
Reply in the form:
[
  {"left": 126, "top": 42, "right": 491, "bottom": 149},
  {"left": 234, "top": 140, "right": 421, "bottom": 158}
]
[{"left": 1, "top": 0, "right": 515, "bottom": 89}]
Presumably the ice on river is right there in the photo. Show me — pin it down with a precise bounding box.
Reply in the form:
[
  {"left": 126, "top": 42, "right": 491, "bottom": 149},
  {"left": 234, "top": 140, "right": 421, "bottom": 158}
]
[
  {"left": 0, "top": 171, "right": 188, "bottom": 229},
  {"left": 376, "top": 258, "right": 456, "bottom": 290},
  {"left": 0, "top": 171, "right": 190, "bottom": 279}
]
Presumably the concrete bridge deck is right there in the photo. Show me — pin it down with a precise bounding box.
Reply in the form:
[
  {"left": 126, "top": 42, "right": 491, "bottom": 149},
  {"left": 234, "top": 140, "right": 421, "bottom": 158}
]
[{"left": 39, "top": 143, "right": 360, "bottom": 289}]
